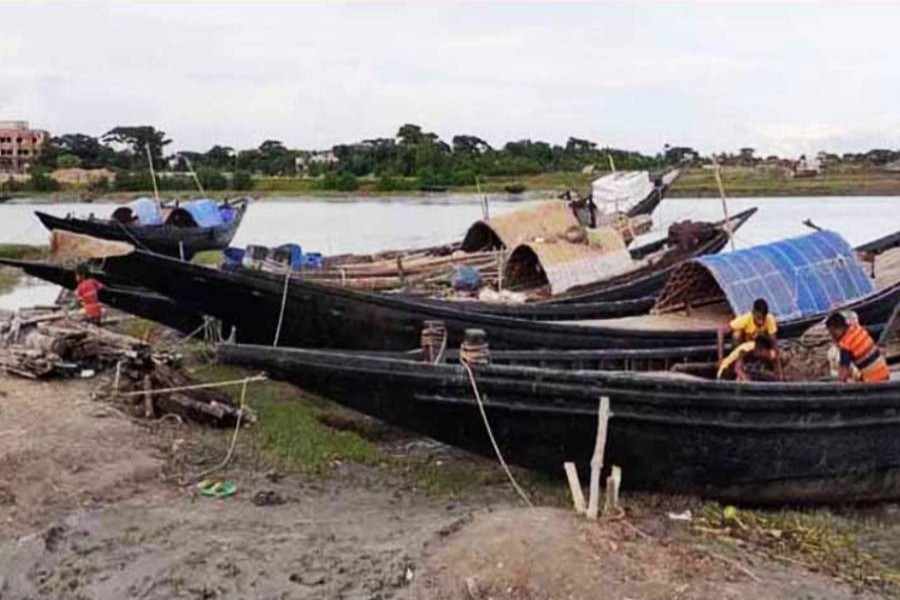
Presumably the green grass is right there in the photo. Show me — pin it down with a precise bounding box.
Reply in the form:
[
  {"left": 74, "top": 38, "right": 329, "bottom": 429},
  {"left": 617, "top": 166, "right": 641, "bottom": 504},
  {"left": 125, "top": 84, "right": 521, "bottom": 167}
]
[
  {"left": 183, "top": 361, "right": 566, "bottom": 500},
  {"left": 0, "top": 244, "right": 49, "bottom": 294},
  {"left": 190, "top": 363, "right": 383, "bottom": 473},
  {"left": 192, "top": 250, "right": 223, "bottom": 266},
  {"left": 0, "top": 269, "right": 20, "bottom": 294},
  {"left": 691, "top": 500, "right": 900, "bottom": 594},
  {"left": 669, "top": 165, "right": 900, "bottom": 198},
  {"left": 0, "top": 244, "right": 48, "bottom": 260}
]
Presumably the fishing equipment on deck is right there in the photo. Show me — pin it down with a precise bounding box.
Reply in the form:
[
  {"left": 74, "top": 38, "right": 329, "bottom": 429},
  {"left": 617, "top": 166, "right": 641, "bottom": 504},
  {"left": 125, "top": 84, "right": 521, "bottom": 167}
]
[{"left": 451, "top": 264, "right": 483, "bottom": 291}]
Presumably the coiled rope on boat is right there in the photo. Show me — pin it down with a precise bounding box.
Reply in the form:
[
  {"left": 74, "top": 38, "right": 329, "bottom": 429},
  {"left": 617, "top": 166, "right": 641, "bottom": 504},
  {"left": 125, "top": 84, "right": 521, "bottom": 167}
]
[{"left": 459, "top": 330, "right": 533, "bottom": 507}]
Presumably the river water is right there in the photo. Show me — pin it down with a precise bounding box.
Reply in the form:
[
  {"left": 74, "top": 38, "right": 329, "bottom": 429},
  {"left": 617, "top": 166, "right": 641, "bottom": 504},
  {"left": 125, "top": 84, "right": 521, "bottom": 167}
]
[{"left": 1, "top": 195, "right": 899, "bottom": 308}]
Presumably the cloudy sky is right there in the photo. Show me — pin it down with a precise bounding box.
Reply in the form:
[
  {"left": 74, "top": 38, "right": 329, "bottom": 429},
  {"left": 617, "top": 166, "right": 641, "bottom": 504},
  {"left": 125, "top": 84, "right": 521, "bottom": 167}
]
[{"left": 2, "top": 1, "right": 898, "bottom": 156}]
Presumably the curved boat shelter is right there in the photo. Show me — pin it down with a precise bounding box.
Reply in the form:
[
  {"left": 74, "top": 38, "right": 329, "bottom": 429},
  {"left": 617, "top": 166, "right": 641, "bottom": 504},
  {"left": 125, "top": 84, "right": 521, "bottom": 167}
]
[{"left": 654, "top": 230, "right": 874, "bottom": 320}]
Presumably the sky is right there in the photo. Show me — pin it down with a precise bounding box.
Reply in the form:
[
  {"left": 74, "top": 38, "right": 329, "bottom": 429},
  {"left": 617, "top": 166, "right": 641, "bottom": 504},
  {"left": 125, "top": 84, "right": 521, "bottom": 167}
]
[{"left": 2, "top": 1, "right": 898, "bottom": 157}]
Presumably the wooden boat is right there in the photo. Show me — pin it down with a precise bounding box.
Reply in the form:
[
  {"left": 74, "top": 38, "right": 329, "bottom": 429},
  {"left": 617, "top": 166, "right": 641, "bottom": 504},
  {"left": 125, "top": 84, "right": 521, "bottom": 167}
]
[
  {"left": 227, "top": 208, "right": 758, "bottom": 321},
  {"left": 0, "top": 257, "right": 203, "bottom": 335},
  {"left": 34, "top": 197, "right": 249, "bottom": 260},
  {"left": 95, "top": 230, "right": 900, "bottom": 352},
  {"left": 218, "top": 343, "right": 900, "bottom": 504},
  {"left": 239, "top": 174, "right": 681, "bottom": 296}
]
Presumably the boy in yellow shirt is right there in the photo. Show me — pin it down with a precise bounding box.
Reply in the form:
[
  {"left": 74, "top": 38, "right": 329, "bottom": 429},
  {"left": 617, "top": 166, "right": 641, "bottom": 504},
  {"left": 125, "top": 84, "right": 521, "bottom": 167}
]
[
  {"left": 718, "top": 298, "right": 781, "bottom": 380},
  {"left": 728, "top": 298, "right": 777, "bottom": 343}
]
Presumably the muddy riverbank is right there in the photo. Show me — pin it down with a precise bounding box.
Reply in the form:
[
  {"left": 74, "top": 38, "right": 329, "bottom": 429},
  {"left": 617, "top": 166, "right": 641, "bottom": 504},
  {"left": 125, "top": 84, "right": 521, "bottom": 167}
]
[{"left": 1, "top": 370, "right": 898, "bottom": 599}]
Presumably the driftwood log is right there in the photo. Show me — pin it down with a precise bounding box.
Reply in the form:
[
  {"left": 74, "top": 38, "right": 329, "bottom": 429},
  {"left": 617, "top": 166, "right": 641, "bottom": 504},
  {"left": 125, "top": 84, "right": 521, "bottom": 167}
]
[{"left": 3, "top": 307, "right": 254, "bottom": 428}]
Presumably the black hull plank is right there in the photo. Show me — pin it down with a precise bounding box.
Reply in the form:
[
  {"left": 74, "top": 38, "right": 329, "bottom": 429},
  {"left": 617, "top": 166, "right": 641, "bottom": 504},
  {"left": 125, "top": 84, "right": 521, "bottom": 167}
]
[{"left": 219, "top": 344, "right": 900, "bottom": 505}]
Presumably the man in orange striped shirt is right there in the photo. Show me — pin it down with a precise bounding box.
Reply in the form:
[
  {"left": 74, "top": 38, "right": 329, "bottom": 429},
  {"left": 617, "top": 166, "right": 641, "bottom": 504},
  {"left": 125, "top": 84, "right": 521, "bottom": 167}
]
[{"left": 825, "top": 312, "right": 890, "bottom": 383}]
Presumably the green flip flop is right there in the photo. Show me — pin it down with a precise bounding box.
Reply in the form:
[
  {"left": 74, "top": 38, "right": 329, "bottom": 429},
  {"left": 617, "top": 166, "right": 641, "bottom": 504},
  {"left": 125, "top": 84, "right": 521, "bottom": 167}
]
[{"left": 197, "top": 479, "right": 237, "bottom": 498}]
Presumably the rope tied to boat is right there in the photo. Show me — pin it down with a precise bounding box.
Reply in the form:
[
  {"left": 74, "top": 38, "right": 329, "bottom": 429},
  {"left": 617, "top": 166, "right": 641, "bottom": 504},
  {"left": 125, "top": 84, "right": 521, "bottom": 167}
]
[
  {"left": 459, "top": 333, "right": 533, "bottom": 508},
  {"left": 421, "top": 320, "right": 447, "bottom": 364},
  {"left": 272, "top": 266, "right": 291, "bottom": 347}
]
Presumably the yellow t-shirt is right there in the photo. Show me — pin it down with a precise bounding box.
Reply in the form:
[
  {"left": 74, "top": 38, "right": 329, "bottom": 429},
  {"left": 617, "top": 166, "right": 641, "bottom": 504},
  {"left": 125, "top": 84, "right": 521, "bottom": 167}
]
[
  {"left": 729, "top": 312, "right": 777, "bottom": 340},
  {"left": 718, "top": 341, "right": 756, "bottom": 379}
]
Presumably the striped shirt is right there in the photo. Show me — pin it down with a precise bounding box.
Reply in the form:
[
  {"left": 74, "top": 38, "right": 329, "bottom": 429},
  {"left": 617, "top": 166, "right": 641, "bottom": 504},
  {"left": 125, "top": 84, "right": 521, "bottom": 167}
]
[{"left": 838, "top": 324, "right": 890, "bottom": 383}]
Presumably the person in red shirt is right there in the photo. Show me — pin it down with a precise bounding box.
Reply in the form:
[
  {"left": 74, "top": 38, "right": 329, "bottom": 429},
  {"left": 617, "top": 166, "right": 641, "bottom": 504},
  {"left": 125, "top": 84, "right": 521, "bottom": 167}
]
[{"left": 74, "top": 264, "right": 104, "bottom": 325}]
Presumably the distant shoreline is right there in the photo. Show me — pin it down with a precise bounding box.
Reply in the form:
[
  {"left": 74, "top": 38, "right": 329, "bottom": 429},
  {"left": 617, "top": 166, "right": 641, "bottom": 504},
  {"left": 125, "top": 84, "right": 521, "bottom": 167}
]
[{"left": 3, "top": 166, "right": 900, "bottom": 203}]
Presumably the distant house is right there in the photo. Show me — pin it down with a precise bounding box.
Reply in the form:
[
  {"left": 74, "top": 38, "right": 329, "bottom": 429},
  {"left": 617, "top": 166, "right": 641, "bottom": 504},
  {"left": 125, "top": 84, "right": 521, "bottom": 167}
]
[
  {"left": 0, "top": 120, "right": 49, "bottom": 173},
  {"left": 295, "top": 150, "right": 337, "bottom": 175},
  {"left": 793, "top": 155, "right": 821, "bottom": 178},
  {"left": 884, "top": 159, "right": 900, "bottom": 173},
  {"left": 50, "top": 168, "right": 116, "bottom": 186}
]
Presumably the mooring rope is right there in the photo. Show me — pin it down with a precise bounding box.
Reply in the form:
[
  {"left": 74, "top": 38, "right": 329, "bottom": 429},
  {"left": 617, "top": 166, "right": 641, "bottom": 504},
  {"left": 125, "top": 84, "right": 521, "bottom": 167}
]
[
  {"left": 192, "top": 377, "right": 250, "bottom": 481},
  {"left": 114, "top": 374, "right": 266, "bottom": 398},
  {"left": 460, "top": 359, "right": 533, "bottom": 507},
  {"left": 272, "top": 267, "right": 291, "bottom": 347}
]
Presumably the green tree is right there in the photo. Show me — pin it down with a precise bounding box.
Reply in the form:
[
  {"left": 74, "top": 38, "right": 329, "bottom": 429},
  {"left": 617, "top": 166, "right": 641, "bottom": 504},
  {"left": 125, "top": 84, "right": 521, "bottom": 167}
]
[
  {"left": 231, "top": 171, "right": 254, "bottom": 191},
  {"left": 57, "top": 154, "right": 82, "bottom": 169},
  {"left": 29, "top": 170, "right": 60, "bottom": 192},
  {"left": 196, "top": 168, "right": 228, "bottom": 190},
  {"left": 102, "top": 126, "right": 171, "bottom": 169}
]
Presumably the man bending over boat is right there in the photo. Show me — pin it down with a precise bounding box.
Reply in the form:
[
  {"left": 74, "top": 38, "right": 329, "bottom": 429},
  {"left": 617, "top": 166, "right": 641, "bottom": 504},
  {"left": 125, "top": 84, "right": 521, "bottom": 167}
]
[
  {"left": 718, "top": 298, "right": 780, "bottom": 377},
  {"left": 74, "top": 263, "right": 104, "bottom": 325},
  {"left": 825, "top": 312, "right": 890, "bottom": 383},
  {"left": 717, "top": 333, "right": 782, "bottom": 381}
]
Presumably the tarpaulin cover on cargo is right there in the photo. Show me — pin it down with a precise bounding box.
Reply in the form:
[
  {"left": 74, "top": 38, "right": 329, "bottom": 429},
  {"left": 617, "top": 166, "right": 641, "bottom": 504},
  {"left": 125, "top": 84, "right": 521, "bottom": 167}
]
[
  {"left": 654, "top": 231, "right": 873, "bottom": 320},
  {"left": 461, "top": 202, "right": 581, "bottom": 251},
  {"left": 591, "top": 171, "right": 654, "bottom": 215},
  {"left": 111, "top": 197, "right": 163, "bottom": 226},
  {"left": 165, "top": 199, "right": 225, "bottom": 228}
]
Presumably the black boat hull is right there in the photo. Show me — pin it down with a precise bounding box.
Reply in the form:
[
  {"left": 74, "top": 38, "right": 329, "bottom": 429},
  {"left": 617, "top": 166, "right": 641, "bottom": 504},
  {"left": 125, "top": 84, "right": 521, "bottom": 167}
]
[
  {"left": 219, "top": 344, "right": 900, "bottom": 504},
  {"left": 101, "top": 249, "right": 900, "bottom": 351},
  {"left": 0, "top": 258, "right": 204, "bottom": 334},
  {"left": 35, "top": 205, "right": 245, "bottom": 259}
]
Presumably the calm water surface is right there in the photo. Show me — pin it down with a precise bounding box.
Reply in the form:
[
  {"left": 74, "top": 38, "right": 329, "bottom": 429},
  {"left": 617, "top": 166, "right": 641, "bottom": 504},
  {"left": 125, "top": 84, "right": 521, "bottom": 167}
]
[
  {"left": 1, "top": 195, "right": 899, "bottom": 308},
  {"left": 2, "top": 195, "right": 898, "bottom": 252}
]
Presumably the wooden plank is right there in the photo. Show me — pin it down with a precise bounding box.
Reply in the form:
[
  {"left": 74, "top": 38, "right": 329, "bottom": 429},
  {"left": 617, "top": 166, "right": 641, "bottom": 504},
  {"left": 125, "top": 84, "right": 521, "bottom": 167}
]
[
  {"left": 563, "top": 462, "right": 586, "bottom": 514},
  {"left": 586, "top": 395, "right": 611, "bottom": 520},
  {"left": 604, "top": 465, "right": 622, "bottom": 516},
  {"left": 143, "top": 375, "right": 155, "bottom": 419},
  {"left": 878, "top": 302, "right": 900, "bottom": 345}
]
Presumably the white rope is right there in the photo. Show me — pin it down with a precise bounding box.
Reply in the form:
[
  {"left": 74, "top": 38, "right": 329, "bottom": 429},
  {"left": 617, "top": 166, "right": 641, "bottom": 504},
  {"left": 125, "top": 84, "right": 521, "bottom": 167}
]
[
  {"left": 461, "top": 361, "right": 533, "bottom": 507},
  {"left": 115, "top": 374, "right": 266, "bottom": 398},
  {"left": 192, "top": 377, "right": 249, "bottom": 481},
  {"left": 272, "top": 266, "right": 291, "bottom": 347},
  {"left": 432, "top": 331, "right": 447, "bottom": 365}
]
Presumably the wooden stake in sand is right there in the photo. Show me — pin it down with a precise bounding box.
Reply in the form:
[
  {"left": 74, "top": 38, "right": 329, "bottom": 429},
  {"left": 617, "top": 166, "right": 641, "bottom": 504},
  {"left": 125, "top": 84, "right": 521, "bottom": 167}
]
[
  {"left": 586, "top": 396, "right": 611, "bottom": 520},
  {"left": 563, "top": 462, "right": 586, "bottom": 514},
  {"left": 604, "top": 465, "right": 622, "bottom": 515}
]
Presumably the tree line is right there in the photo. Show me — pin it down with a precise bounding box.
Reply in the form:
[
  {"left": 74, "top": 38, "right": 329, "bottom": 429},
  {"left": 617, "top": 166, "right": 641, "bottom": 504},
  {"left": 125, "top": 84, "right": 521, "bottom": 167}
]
[
  {"left": 11, "top": 123, "right": 900, "bottom": 194},
  {"left": 14, "top": 124, "right": 668, "bottom": 193}
]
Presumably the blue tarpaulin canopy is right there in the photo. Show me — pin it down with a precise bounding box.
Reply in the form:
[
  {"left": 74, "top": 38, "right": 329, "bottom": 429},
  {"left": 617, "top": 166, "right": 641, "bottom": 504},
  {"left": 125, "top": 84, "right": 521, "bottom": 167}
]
[
  {"left": 655, "top": 231, "right": 873, "bottom": 320},
  {"left": 165, "top": 199, "right": 225, "bottom": 228},
  {"left": 111, "top": 197, "right": 162, "bottom": 226}
]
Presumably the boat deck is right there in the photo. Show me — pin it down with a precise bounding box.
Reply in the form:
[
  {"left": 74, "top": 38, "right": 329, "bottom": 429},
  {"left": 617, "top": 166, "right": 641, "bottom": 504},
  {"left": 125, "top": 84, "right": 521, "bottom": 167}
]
[{"left": 560, "top": 303, "right": 731, "bottom": 331}]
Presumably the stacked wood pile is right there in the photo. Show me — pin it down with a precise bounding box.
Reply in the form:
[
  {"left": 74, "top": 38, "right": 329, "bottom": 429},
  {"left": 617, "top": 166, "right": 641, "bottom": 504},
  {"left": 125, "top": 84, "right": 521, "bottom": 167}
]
[
  {"left": 1, "top": 307, "right": 253, "bottom": 428},
  {"left": 0, "top": 309, "right": 142, "bottom": 378},
  {"left": 93, "top": 359, "right": 255, "bottom": 428}
]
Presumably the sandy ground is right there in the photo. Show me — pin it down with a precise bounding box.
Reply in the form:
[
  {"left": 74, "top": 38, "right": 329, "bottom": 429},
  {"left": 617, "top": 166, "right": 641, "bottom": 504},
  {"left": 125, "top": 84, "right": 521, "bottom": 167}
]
[{"left": 0, "top": 375, "right": 893, "bottom": 600}]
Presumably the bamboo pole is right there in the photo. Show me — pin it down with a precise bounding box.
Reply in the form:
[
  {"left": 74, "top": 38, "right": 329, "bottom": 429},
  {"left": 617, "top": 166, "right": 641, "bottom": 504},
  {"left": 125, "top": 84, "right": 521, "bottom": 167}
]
[
  {"left": 145, "top": 145, "right": 161, "bottom": 206},
  {"left": 586, "top": 395, "right": 611, "bottom": 520},
  {"left": 713, "top": 159, "right": 735, "bottom": 252},
  {"left": 181, "top": 153, "right": 206, "bottom": 194}
]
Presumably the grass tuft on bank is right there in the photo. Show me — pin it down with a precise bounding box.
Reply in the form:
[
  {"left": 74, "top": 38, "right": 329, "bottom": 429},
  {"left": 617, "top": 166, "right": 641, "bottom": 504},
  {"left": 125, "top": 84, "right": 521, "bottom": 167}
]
[{"left": 190, "top": 363, "right": 382, "bottom": 473}]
